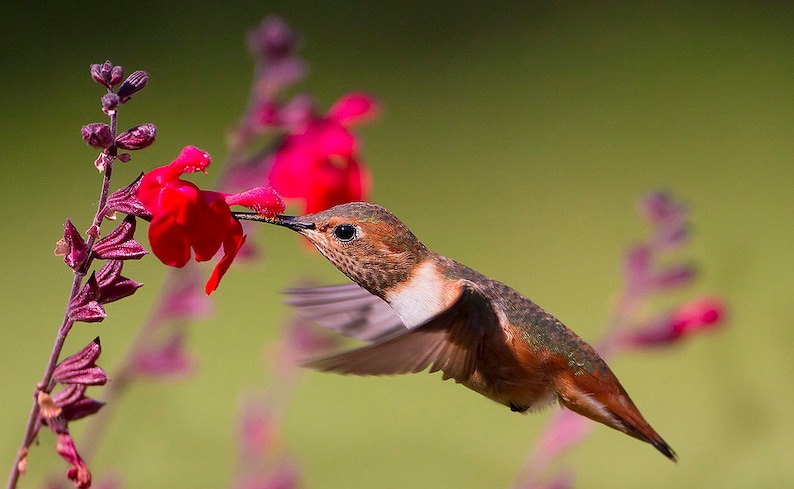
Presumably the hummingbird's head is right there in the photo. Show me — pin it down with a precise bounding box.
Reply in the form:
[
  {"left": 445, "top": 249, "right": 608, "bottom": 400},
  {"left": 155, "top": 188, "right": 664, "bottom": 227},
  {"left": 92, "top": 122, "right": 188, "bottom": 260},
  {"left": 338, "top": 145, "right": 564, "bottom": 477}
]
[{"left": 253, "top": 202, "right": 429, "bottom": 298}]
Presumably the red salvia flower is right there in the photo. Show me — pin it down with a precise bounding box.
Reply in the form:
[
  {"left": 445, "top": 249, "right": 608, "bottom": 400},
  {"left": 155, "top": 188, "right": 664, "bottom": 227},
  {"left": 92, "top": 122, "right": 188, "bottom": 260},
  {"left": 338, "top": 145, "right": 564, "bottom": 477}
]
[
  {"left": 268, "top": 93, "right": 376, "bottom": 214},
  {"left": 137, "top": 146, "right": 285, "bottom": 294}
]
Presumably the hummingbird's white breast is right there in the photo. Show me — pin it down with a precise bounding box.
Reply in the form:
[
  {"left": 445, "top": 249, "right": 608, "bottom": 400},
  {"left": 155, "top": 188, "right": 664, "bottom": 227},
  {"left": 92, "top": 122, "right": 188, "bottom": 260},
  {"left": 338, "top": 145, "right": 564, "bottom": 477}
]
[{"left": 385, "top": 260, "right": 450, "bottom": 328}]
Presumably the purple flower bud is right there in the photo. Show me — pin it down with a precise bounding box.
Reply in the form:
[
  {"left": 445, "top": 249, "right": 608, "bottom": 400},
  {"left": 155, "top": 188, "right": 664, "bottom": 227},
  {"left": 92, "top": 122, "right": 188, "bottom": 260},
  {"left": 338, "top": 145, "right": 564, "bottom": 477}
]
[
  {"left": 101, "top": 93, "right": 120, "bottom": 114},
  {"left": 53, "top": 338, "right": 107, "bottom": 386},
  {"left": 115, "top": 123, "right": 157, "bottom": 150},
  {"left": 96, "top": 259, "right": 143, "bottom": 304},
  {"left": 623, "top": 244, "right": 651, "bottom": 290},
  {"left": 58, "top": 219, "right": 88, "bottom": 270},
  {"left": 68, "top": 273, "right": 106, "bottom": 323},
  {"left": 639, "top": 191, "right": 687, "bottom": 226},
  {"left": 106, "top": 174, "right": 152, "bottom": 219},
  {"left": 90, "top": 60, "right": 114, "bottom": 88},
  {"left": 247, "top": 16, "right": 299, "bottom": 62},
  {"left": 117, "top": 153, "right": 132, "bottom": 163},
  {"left": 81, "top": 123, "right": 114, "bottom": 149},
  {"left": 117, "top": 70, "right": 149, "bottom": 102},
  {"left": 647, "top": 263, "right": 696, "bottom": 291},
  {"left": 109, "top": 65, "right": 124, "bottom": 87},
  {"left": 93, "top": 215, "right": 147, "bottom": 260},
  {"left": 655, "top": 222, "right": 690, "bottom": 249}
]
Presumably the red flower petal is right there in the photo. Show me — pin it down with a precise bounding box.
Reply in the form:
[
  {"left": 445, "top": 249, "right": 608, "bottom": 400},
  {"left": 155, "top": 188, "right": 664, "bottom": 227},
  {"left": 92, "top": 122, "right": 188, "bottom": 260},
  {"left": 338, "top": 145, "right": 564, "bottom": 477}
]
[
  {"left": 148, "top": 212, "right": 192, "bottom": 267},
  {"left": 188, "top": 193, "right": 234, "bottom": 262},
  {"left": 205, "top": 222, "right": 246, "bottom": 295},
  {"left": 327, "top": 92, "right": 378, "bottom": 125},
  {"left": 224, "top": 186, "right": 286, "bottom": 217},
  {"left": 171, "top": 145, "right": 211, "bottom": 174}
]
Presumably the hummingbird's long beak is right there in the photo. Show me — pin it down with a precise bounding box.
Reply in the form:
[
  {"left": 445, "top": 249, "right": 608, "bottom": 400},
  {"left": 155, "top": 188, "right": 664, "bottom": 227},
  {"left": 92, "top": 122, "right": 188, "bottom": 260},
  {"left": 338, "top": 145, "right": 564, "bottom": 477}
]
[{"left": 232, "top": 212, "right": 316, "bottom": 232}]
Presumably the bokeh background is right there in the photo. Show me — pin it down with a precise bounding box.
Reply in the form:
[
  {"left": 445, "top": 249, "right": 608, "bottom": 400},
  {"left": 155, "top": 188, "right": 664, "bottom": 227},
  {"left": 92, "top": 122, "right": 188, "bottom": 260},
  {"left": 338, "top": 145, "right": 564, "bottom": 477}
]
[{"left": 2, "top": 2, "right": 793, "bottom": 488}]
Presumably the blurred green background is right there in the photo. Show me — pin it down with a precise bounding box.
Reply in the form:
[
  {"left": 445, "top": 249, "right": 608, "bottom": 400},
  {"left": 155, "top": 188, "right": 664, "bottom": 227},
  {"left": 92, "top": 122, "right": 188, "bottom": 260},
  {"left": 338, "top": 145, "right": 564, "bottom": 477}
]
[{"left": 2, "top": 2, "right": 793, "bottom": 488}]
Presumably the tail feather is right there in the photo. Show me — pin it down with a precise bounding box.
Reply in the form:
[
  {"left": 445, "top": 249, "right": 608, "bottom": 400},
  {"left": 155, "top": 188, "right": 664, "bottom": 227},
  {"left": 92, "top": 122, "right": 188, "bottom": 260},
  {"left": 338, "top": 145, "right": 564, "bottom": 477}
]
[{"left": 556, "top": 372, "right": 677, "bottom": 462}]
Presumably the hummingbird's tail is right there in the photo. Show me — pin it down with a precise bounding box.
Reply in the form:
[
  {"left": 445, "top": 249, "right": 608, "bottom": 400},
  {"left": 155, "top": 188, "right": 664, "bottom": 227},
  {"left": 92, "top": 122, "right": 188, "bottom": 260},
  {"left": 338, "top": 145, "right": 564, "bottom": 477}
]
[{"left": 555, "top": 371, "right": 677, "bottom": 461}]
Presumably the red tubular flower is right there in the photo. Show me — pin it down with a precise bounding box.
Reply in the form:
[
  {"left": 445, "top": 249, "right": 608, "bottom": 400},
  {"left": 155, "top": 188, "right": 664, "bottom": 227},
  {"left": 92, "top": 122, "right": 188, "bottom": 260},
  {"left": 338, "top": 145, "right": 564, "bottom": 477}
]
[
  {"left": 268, "top": 93, "right": 376, "bottom": 214},
  {"left": 138, "top": 146, "right": 285, "bottom": 294},
  {"left": 622, "top": 296, "right": 726, "bottom": 347}
]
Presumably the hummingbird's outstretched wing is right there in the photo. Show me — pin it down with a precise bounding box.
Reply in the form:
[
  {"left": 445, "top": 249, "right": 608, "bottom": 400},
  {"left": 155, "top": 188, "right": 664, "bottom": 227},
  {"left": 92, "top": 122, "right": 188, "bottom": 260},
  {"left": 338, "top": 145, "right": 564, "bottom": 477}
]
[
  {"left": 284, "top": 283, "right": 406, "bottom": 341},
  {"left": 303, "top": 282, "right": 497, "bottom": 383}
]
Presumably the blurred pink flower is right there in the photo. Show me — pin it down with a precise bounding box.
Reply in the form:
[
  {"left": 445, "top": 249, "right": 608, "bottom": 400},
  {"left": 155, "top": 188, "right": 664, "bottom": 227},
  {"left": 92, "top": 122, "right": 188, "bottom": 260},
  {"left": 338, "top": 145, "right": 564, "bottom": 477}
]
[
  {"left": 622, "top": 296, "right": 725, "bottom": 347},
  {"left": 129, "top": 330, "right": 194, "bottom": 379}
]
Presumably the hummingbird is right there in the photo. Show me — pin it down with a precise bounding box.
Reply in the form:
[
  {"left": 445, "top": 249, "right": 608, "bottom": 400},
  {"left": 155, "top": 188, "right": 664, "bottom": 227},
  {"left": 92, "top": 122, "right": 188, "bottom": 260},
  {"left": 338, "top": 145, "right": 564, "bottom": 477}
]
[{"left": 235, "top": 201, "right": 676, "bottom": 461}]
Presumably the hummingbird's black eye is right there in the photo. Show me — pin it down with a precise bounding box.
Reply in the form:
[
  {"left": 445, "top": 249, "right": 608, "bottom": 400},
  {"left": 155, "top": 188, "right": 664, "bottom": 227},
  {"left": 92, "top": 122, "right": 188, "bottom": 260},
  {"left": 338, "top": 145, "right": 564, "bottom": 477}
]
[{"left": 333, "top": 224, "right": 357, "bottom": 242}]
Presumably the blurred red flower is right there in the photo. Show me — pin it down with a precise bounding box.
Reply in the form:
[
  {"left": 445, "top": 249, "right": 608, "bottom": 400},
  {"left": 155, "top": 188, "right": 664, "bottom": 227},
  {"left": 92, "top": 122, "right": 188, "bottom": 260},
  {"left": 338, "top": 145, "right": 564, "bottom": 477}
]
[
  {"left": 622, "top": 296, "right": 726, "bottom": 347},
  {"left": 138, "top": 146, "right": 285, "bottom": 293},
  {"left": 268, "top": 93, "right": 375, "bottom": 214}
]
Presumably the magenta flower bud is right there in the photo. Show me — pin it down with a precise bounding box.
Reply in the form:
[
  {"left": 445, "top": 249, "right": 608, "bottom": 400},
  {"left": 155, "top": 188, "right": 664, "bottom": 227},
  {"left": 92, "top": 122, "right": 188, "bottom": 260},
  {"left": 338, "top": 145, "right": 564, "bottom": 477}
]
[
  {"left": 106, "top": 173, "right": 152, "bottom": 218},
  {"left": 247, "top": 16, "right": 299, "bottom": 61},
  {"left": 639, "top": 191, "right": 687, "bottom": 226},
  {"left": 92, "top": 215, "right": 148, "bottom": 260},
  {"left": 655, "top": 223, "right": 690, "bottom": 249},
  {"left": 95, "top": 259, "right": 143, "bottom": 304},
  {"left": 101, "top": 93, "right": 120, "bottom": 113},
  {"left": 90, "top": 60, "right": 114, "bottom": 88},
  {"left": 117, "top": 70, "right": 149, "bottom": 102},
  {"left": 646, "top": 263, "right": 696, "bottom": 290},
  {"left": 58, "top": 219, "right": 88, "bottom": 270},
  {"left": 622, "top": 244, "right": 650, "bottom": 290},
  {"left": 68, "top": 273, "right": 106, "bottom": 323},
  {"left": 81, "top": 123, "right": 114, "bottom": 149},
  {"left": 53, "top": 338, "right": 107, "bottom": 386},
  {"left": 109, "top": 65, "right": 124, "bottom": 87},
  {"left": 115, "top": 123, "right": 157, "bottom": 150}
]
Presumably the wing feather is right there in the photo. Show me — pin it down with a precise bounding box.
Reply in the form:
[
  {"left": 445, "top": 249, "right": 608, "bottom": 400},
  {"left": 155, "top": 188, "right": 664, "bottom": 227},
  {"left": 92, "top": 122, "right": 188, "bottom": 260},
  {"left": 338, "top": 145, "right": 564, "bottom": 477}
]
[
  {"left": 284, "top": 283, "right": 405, "bottom": 341},
  {"left": 304, "top": 282, "right": 498, "bottom": 383}
]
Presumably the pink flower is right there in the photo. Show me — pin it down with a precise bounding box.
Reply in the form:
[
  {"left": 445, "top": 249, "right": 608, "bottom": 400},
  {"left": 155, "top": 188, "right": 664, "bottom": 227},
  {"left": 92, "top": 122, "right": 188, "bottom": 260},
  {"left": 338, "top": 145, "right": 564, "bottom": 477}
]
[
  {"left": 268, "top": 93, "right": 376, "bottom": 214},
  {"left": 622, "top": 296, "right": 726, "bottom": 347},
  {"left": 137, "top": 146, "right": 285, "bottom": 293}
]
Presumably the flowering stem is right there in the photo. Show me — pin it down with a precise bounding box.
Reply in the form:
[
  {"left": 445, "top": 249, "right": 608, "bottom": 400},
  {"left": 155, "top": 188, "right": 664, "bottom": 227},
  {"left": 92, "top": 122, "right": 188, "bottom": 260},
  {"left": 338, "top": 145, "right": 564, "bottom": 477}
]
[{"left": 6, "top": 108, "right": 119, "bottom": 489}]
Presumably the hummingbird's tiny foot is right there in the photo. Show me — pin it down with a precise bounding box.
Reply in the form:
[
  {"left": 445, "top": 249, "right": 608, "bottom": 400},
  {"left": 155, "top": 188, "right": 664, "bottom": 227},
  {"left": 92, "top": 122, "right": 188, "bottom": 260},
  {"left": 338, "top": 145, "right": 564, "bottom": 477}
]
[{"left": 509, "top": 402, "right": 530, "bottom": 413}]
